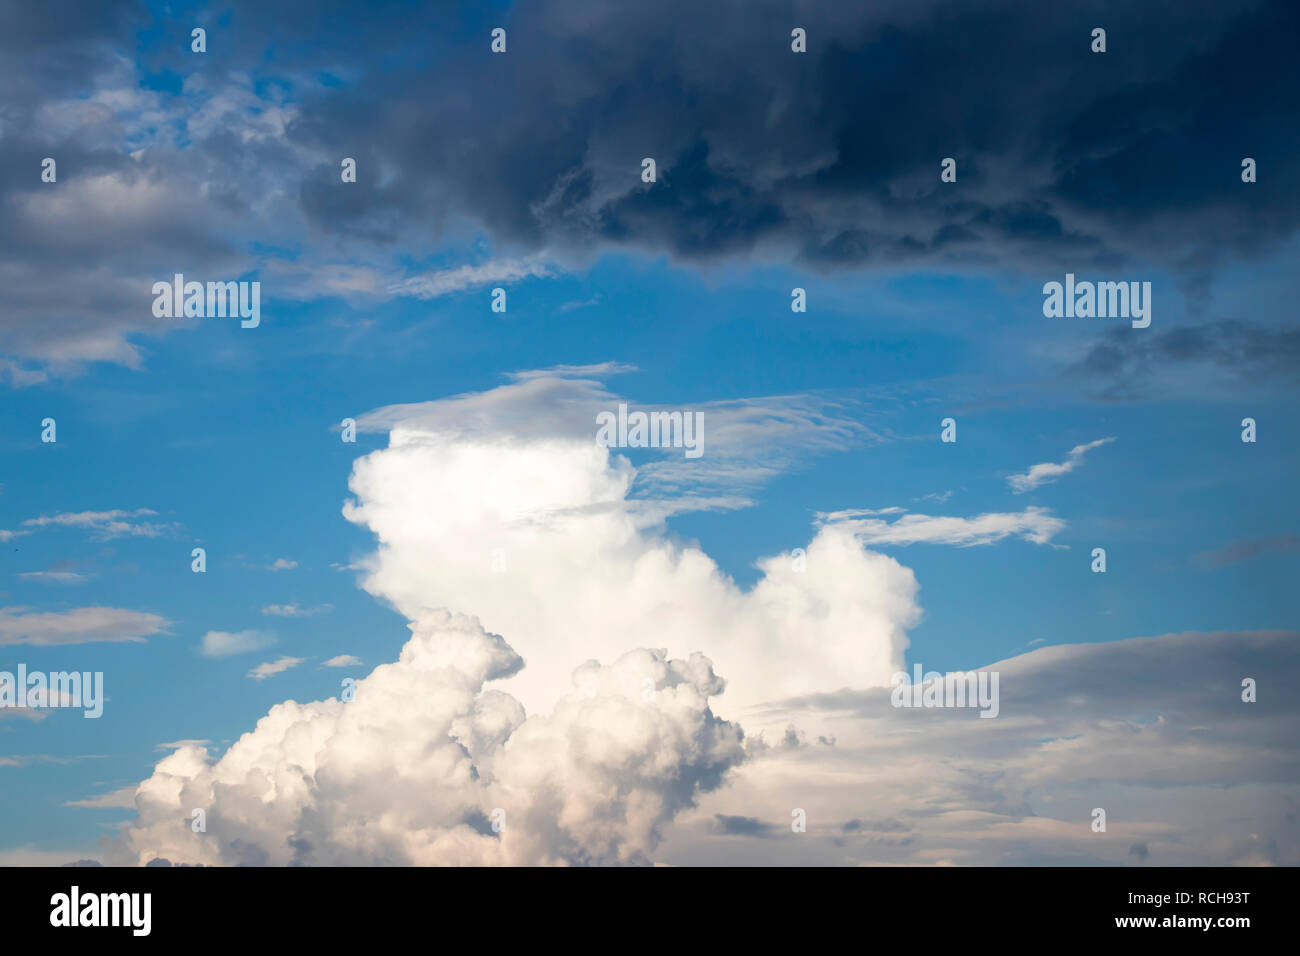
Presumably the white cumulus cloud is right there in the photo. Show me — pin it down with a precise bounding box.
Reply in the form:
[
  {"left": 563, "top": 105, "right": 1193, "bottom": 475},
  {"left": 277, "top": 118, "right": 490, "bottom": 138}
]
[{"left": 112, "top": 369, "right": 923, "bottom": 865}]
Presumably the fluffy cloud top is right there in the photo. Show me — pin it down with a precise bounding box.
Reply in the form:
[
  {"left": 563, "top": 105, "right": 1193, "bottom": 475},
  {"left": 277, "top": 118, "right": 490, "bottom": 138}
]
[
  {"left": 112, "top": 610, "right": 742, "bottom": 866},
  {"left": 343, "top": 371, "right": 917, "bottom": 713},
  {"left": 114, "top": 370, "right": 920, "bottom": 864},
  {"left": 111, "top": 369, "right": 1296, "bottom": 866}
]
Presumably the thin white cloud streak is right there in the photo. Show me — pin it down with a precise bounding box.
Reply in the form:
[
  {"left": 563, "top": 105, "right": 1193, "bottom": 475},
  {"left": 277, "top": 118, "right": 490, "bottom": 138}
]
[
  {"left": 386, "top": 259, "right": 553, "bottom": 299},
  {"left": 352, "top": 365, "right": 875, "bottom": 508},
  {"left": 261, "top": 603, "right": 331, "bottom": 617},
  {"left": 1007, "top": 437, "right": 1115, "bottom": 493},
  {"left": 247, "top": 656, "right": 305, "bottom": 680},
  {"left": 154, "top": 740, "right": 211, "bottom": 752},
  {"left": 17, "top": 571, "right": 90, "bottom": 583},
  {"left": 818, "top": 506, "right": 1066, "bottom": 547},
  {"left": 20, "top": 508, "right": 174, "bottom": 540},
  {"left": 65, "top": 786, "right": 138, "bottom": 809}
]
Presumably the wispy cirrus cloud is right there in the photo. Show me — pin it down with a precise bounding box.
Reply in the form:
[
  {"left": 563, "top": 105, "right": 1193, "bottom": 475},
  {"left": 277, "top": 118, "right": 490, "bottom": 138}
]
[
  {"left": 64, "top": 786, "right": 137, "bottom": 809},
  {"left": 386, "top": 258, "right": 553, "bottom": 299},
  {"left": 354, "top": 364, "right": 875, "bottom": 512},
  {"left": 21, "top": 508, "right": 175, "bottom": 540},
  {"left": 819, "top": 506, "right": 1066, "bottom": 548},
  {"left": 17, "top": 570, "right": 90, "bottom": 584},
  {"left": 154, "top": 740, "right": 211, "bottom": 752},
  {"left": 1007, "top": 438, "right": 1115, "bottom": 494},
  {"left": 0, "top": 754, "right": 105, "bottom": 768},
  {"left": 260, "top": 603, "right": 332, "bottom": 617}
]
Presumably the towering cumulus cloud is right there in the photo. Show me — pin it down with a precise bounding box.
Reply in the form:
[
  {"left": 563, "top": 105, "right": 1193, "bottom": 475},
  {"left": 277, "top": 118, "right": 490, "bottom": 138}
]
[
  {"left": 114, "top": 368, "right": 919, "bottom": 865},
  {"left": 342, "top": 368, "right": 919, "bottom": 715}
]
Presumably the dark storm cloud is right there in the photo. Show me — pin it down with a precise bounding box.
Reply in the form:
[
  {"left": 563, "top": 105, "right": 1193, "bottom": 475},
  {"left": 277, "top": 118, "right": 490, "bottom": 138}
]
[
  {"left": 1070, "top": 318, "right": 1300, "bottom": 400},
  {"left": 273, "top": 0, "right": 1300, "bottom": 272},
  {"left": 1, "top": 0, "right": 1296, "bottom": 376},
  {"left": 0, "top": 0, "right": 263, "bottom": 374}
]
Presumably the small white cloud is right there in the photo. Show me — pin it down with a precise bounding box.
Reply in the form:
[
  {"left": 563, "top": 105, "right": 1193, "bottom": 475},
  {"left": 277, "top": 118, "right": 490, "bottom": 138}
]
[
  {"left": 260, "top": 603, "right": 331, "bottom": 617},
  {"left": 247, "top": 656, "right": 306, "bottom": 680},
  {"left": 558, "top": 294, "right": 602, "bottom": 313},
  {"left": 198, "top": 630, "right": 275, "bottom": 658},
  {"left": 321, "top": 654, "right": 362, "bottom": 667},
  {"left": 1008, "top": 438, "right": 1115, "bottom": 494},
  {"left": 268, "top": 559, "right": 298, "bottom": 572},
  {"left": 916, "top": 490, "right": 953, "bottom": 504},
  {"left": 0, "top": 606, "right": 171, "bottom": 646}
]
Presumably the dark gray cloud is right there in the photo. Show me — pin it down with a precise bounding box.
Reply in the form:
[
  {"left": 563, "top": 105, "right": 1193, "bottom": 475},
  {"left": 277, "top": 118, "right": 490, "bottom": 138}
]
[
  {"left": 672, "top": 629, "right": 1300, "bottom": 865},
  {"left": 767, "top": 629, "right": 1300, "bottom": 770},
  {"left": 2, "top": 0, "right": 1297, "bottom": 378},
  {"left": 1197, "top": 535, "right": 1300, "bottom": 569},
  {"left": 841, "top": 817, "right": 909, "bottom": 834},
  {"left": 273, "top": 0, "right": 1300, "bottom": 272},
  {"left": 708, "top": 813, "right": 777, "bottom": 838},
  {"left": 0, "top": 0, "right": 307, "bottom": 375},
  {"left": 1071, "top": 319, "right": 1300, "bottom": 400}
]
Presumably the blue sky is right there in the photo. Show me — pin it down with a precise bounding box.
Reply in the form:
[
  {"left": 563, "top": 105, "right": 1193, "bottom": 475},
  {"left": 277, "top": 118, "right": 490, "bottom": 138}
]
[
  {"left": 5, "top": 252, "right": 1296, "bottom": 860},
  {"left": 1, "top": 0, "right": 1297, "bottom": 866}
]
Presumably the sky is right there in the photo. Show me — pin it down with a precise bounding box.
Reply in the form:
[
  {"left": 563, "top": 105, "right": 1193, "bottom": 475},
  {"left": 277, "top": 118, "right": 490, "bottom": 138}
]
[{"left": 0, "top": 0, "right": 1297, "bottom": 866}]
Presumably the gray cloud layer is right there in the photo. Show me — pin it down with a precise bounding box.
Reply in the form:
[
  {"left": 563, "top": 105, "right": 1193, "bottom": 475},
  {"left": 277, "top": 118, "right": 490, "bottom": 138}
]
[{"left": 2, "top": 0, "right": 1297, "bottom": 381}]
